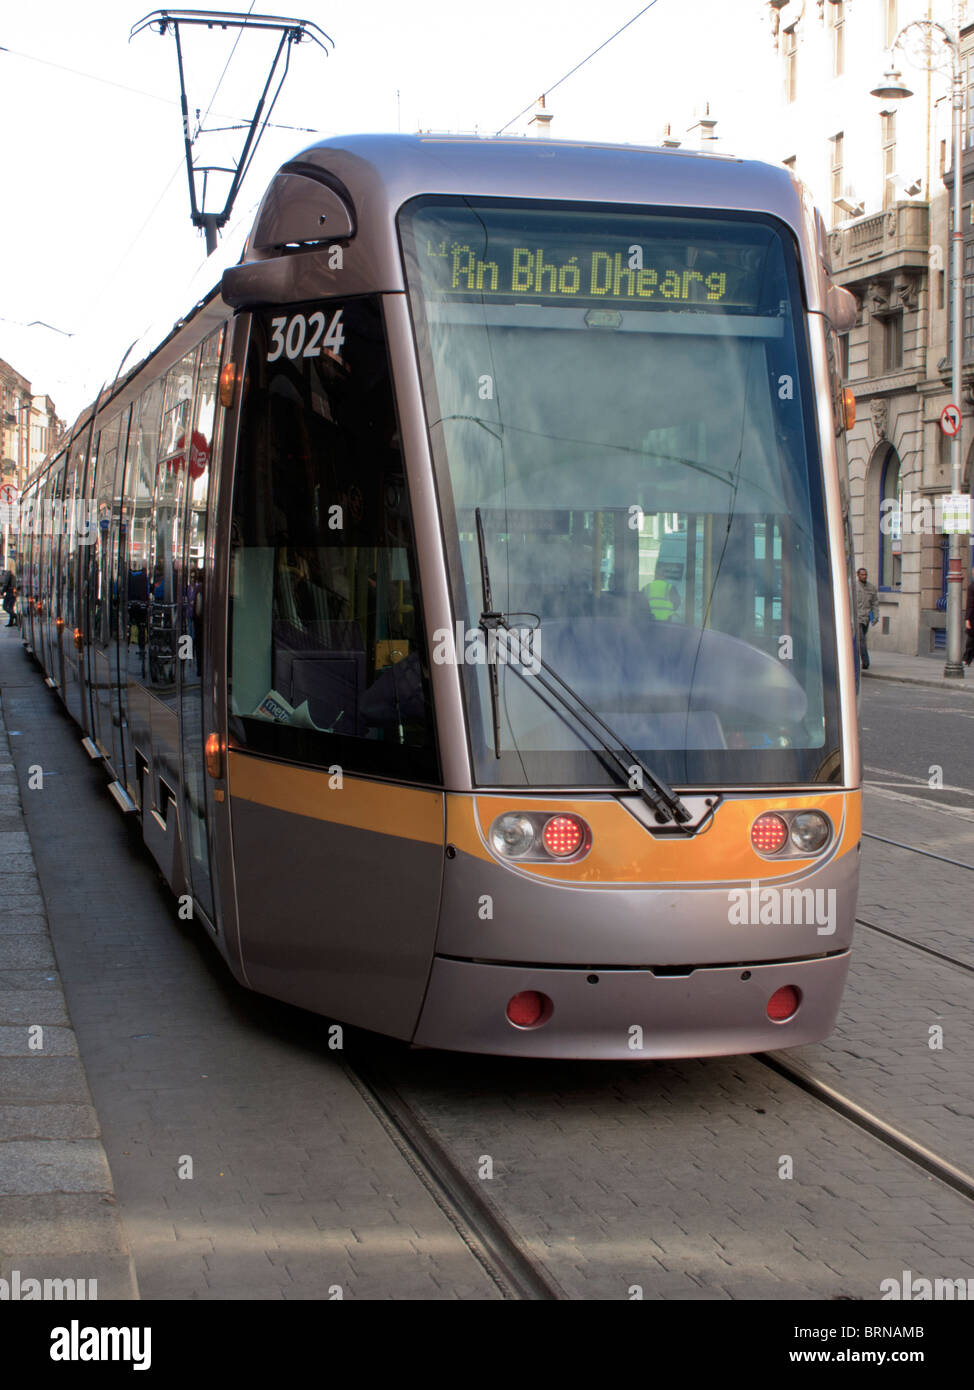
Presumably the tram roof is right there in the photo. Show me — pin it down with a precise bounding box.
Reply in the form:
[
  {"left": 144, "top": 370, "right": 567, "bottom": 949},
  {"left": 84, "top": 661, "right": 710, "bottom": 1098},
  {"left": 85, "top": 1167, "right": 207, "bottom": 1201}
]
[
  {"left": 278, "top": 132, "right": 804, "bottom": 226},
  {"left": 227, "top": 132, "right": 826, "bottom": 318}
]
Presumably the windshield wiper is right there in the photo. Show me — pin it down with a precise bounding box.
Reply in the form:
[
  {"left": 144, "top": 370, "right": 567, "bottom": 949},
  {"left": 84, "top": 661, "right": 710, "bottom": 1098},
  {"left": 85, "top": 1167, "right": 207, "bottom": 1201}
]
[{"left": 474, "top": 508, "right": 693, "bottom": 827}]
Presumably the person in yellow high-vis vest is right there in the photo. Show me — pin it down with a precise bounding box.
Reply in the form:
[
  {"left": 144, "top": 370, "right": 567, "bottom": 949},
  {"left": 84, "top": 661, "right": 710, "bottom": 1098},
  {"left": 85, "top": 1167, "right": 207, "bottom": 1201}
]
[{"left": 645, "top": 577, "right": 680, "bottom": 621}]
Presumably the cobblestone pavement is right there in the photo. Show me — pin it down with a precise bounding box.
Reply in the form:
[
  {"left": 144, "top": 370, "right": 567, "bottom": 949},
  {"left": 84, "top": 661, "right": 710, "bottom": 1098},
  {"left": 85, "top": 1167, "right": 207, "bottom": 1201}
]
[
  {"left": 771, "top": 787, "right": 974, "bottom": 1178},
  {"left": 379, "top": 1046, "right": 974, "bottom": 1300}
]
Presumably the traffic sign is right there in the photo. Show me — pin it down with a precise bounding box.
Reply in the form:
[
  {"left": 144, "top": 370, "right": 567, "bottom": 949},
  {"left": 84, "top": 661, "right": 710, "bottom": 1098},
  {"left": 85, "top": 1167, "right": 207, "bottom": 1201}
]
[
  {"left": 941, "top": 403, "right": 962, "bottom": 437},
  {"left": 0, "top": 483, "right": 18, "bottom": 506}
]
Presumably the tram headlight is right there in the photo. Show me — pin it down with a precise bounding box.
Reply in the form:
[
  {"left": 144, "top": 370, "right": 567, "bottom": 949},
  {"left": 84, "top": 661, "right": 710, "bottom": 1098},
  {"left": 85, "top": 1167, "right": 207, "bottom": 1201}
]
[
  {"left": 489, "top": 813, "right": 536, "bottom": 858},
  {"left": 789, "top": 811, "right": 832, "bottom": 854}
]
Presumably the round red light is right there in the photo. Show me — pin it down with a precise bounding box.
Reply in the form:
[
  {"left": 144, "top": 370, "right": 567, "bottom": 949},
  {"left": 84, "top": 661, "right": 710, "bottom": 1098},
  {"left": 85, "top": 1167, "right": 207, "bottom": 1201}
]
[
  {"left": 751, "top": 812, "right": 789, "bottom": 854},
  {"left": 767, "top": 985, "right": 801, "bottom": 1021},
  {"left": 506, "top": 990, "right": 549, "bottom": 1027},
  {"left": 542, "top": 815, "right": 584, "bottom": 857}
]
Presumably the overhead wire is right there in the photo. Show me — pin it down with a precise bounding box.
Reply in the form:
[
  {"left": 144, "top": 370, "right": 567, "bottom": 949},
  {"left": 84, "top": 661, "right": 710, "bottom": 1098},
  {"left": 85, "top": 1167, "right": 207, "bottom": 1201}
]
[
  {"left": 0, "top": 41, "right": 313, "bottom": 131},
  {"left": 494, "top": 0, "right": 662, "bottom": 136},
  {"left": 0, "top": 42, "right": 175, "bottom": 105}
]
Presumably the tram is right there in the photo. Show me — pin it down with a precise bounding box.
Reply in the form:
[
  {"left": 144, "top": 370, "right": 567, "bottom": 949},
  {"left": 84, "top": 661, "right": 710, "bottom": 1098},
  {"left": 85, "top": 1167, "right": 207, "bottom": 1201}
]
[{"left": 18, "top": 134, "right": 861, "bottom": 1059}]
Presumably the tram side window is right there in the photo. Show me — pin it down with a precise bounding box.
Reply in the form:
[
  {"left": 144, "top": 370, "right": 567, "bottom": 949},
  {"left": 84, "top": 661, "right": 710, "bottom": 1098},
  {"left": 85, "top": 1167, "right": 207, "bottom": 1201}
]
[
  {"left": 229, "top": 296, "right": 438, "bottom": 782},
  {"left": 63, "top": 437, "right": 88, "bottom": 636},
  {"left": 123, "top": 379, "right": 164, "bottom": 683},
  {"left": 145, "top": 350, "right": 198, "bottom": 687},
  {"left": 91, "top": 416, "right": 120, "bottom": 647},
  {"left": 44, "top": 466, "right": 65, "bottom": 617}
]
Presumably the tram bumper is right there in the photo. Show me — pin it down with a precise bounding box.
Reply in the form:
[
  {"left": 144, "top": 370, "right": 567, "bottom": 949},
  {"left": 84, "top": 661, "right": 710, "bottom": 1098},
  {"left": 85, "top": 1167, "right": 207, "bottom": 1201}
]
[{"left": 412, "top": 950, "right": 851, "bottom": 1059}]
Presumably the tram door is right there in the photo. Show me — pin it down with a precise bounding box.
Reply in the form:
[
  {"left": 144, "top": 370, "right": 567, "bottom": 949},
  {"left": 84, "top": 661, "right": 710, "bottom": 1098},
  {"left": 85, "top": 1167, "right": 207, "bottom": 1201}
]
[
  {"left": 88, "top": 413, "right": 128, "bottom": 772},
  {"left": 221, "top": 300, "right": 444, "bottom": 1037},
  {"left": 176, "top": 330, "right": 223, "bottom": 924}
]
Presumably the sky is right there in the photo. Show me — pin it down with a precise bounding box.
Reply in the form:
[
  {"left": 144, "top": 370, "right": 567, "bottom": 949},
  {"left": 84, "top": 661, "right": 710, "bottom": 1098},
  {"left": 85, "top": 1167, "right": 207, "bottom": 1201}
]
[{"left": 0, "top": 0, "right": 752, "bottom": 423}]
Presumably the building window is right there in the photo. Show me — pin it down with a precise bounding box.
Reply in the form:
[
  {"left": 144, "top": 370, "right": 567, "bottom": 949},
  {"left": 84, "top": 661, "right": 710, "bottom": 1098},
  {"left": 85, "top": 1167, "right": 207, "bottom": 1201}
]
[
  {"left": 830, "top": 132, "right": 844, "bottom": 227},
  {"left": 830, "top": 2, "right": 845, "bottom": 77},
  {"left": 965, "top": 240, "right": 974, "bottom": 361},
  {"left": 879, "top": 448, "right": 902, "bottom": 591},
  {"left": 951, "top": 240, "right": 974, "bottom": 362},
  {"left": 882, "top": 111, "right": 896, "bottom": 209},
  {"left": 882, "top": 313, "right": 903, "bottom": 371},
  {"left": 838, "top": 333, "right": 849, "bottom": 379},
  {"left": 939, "top": 427, "right": 951, "bottom": 473},
  {"left": 884, "top": 0, "right": 898, "bottom": 50},
  {"left": 784, "top": 25, "right": 797, "bottom": 103}
]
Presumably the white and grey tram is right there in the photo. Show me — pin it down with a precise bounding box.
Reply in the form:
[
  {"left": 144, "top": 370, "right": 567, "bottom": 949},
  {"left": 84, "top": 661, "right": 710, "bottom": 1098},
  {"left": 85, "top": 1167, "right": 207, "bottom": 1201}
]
[{"left": 19, "top": 134, "right": 861, "bottom": 1058}]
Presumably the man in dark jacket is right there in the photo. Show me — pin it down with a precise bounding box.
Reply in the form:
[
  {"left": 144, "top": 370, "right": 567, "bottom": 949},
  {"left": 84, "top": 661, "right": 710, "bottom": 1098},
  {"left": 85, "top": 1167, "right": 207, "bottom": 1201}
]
[
  {"left": 1, "top": 568, "right": 16, "bottom": 628},
  {"left": 856, "top": 567, "right": 878, "bottom": 670}
]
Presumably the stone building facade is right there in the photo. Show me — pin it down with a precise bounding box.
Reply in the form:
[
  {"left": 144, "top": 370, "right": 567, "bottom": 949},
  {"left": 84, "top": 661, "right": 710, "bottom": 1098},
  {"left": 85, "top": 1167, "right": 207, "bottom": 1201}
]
[
  {"left": 0, "top": 362, "right": 62, "bottom": 572},
  {"left": 0, "top": 357, "right": 32, "bottom": 493},
  {"left": 749, "top": 0, "right": 967, "bottom": 656}
]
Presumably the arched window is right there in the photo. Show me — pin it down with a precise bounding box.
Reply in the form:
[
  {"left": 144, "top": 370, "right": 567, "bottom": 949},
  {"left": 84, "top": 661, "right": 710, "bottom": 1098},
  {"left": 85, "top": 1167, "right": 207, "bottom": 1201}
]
[{"left": 879, "top": 446, "right": 902, "bottom": 590}]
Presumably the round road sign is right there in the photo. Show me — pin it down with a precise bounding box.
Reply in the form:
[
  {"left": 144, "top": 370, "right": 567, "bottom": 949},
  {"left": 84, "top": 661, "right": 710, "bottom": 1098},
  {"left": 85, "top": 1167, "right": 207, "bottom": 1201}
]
[{"left": 941, "top": 404, "right": 962, "bottom": 437}]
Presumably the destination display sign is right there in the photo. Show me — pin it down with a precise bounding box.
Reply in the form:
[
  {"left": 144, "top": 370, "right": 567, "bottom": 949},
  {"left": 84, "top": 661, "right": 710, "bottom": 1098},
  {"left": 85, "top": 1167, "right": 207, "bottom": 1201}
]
[{"left": 407, "top": 206, "right": 780, "bottom": 312}]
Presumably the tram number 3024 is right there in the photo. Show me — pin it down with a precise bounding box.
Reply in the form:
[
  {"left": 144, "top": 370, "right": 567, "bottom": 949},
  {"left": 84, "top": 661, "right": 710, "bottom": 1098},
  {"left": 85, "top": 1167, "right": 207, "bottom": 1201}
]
[{"left": 266, "top": 309, "right": 345, "bottom": 362}]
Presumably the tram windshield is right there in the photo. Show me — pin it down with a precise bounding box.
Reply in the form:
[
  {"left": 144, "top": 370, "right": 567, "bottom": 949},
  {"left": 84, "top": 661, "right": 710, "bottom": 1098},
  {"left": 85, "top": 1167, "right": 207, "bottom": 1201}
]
[{"left": 400, "top": 198, "right": 841, "bottom": 787}]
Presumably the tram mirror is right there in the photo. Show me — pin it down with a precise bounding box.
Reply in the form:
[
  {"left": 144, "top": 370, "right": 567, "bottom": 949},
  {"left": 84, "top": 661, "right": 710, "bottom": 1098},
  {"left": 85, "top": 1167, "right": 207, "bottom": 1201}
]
[
  {"left": 826, "top": 284, "right": 856, "bottom": 333},
  {"left": 252, "top": 172, "right": 355, "bottom": 251}
]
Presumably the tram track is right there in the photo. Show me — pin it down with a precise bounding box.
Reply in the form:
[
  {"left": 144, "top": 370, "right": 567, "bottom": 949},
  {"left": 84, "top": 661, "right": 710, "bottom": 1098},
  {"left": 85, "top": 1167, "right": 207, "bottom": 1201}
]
[
  {"left": 756, "top": 1052, "right": 974, "bottom": 1207},
  {"left": 342, "top": 1046, "right": 565, "bottom": 1301},
  {"left": 855, "top": 916, "right": 974, "bottom": 975},
  {"left": 861, "top": 830, "right": 974, "bottom": 873}
]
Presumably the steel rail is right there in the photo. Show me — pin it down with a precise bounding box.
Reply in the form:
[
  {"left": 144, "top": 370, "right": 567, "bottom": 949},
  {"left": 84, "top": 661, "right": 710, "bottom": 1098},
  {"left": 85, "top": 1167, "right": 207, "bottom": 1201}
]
[
  {"left": 862, "top": 830, "right": 974, "bottom": 873},
  {"left": 343, "top": 1050, "right": 564, "bottom": 1301},
  {"left": 856, "top": 916, "right": 974, "bottom": 976},
  {"left": 757, "top": 1052, "right": 974, "bottom": 1206}
]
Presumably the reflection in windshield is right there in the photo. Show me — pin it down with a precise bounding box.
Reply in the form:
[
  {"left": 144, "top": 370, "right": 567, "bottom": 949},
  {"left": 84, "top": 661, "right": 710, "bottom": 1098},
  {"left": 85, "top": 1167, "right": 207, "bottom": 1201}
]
[{"left": 401, "top": 200, "right": 840, "bottom": 787}]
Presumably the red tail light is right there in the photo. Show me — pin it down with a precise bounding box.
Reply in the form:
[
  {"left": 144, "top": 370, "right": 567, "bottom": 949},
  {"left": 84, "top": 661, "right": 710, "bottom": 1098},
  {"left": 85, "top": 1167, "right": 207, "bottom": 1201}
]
[
  {"left": 542, "top": 815, "right": 584, "bottom": 857},
  {"left": 506, "top": 991, "right": 551, "bottom": 1027},
  {"left": 751, "top": 812, "right": 789, "bottom": 854},
  {"left": 767, "top": 985, "right": 801, "bottom": 1021}
]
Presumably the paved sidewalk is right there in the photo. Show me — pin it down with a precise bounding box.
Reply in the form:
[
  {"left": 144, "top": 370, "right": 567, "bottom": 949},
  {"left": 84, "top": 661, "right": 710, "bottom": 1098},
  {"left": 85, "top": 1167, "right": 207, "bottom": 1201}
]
[
  {"left": 0, "top": 632, "right": 138, "bottom": 1300},
  {"left": 864, "top": 647, "right": 974, "bottom": 691}
]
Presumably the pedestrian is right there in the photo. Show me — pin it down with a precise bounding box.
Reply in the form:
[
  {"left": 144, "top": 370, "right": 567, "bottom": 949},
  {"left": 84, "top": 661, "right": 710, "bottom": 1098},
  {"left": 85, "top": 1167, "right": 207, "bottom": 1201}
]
[
  {"left": 965, "top": 564, "right": 974, "bottom": 666},
  {"left": 1, "top": 567, "right": 16, "bottom": 628},
  {"left": 856, "top": 566, "right": 878, "bottom": 670}
]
